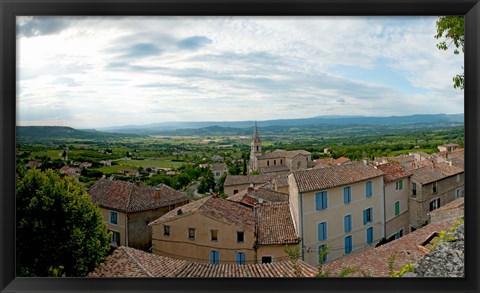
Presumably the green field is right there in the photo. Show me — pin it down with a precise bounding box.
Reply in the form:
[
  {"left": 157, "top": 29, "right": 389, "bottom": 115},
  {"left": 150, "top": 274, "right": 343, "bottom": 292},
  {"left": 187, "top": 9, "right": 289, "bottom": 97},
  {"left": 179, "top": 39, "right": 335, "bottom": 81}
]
[{"left": 96, "top": 159, "right": 185, "bottom": 174}]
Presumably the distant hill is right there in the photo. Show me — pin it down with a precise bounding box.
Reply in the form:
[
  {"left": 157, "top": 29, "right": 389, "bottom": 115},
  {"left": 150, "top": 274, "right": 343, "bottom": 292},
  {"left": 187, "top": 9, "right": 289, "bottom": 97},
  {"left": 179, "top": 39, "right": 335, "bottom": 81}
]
[
  {"left": 16, "top": 126, "right": 144, "bottom": 143},
  {"left": 96, "top": 114, "right": 464, "bottom": 136}
]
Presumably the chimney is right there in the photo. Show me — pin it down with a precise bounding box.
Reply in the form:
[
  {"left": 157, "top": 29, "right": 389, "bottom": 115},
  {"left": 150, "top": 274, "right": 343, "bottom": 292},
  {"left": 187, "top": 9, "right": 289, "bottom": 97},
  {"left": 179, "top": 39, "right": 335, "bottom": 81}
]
[
  {"left": 177, "top": 209, "right": 183, "bottom": 215},
  {"left": 363, "top": 159, "right": 369, "bottom": 166},
  {"left": 212, "top": 193, "right": 218, "bottom": 198}
]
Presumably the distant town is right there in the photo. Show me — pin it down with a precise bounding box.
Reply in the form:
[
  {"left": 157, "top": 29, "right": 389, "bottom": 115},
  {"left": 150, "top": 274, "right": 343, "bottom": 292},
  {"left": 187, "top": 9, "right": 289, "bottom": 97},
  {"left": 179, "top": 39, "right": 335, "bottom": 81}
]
[{"left": 16, "top": 120, "right": 465, "bottom": 277}]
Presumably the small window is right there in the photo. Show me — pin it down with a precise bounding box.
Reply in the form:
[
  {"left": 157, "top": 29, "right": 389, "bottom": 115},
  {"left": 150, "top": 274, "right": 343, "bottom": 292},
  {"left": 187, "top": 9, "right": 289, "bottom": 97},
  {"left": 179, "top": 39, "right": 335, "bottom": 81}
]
[
  {"left": 345, "top": 236, "right": 352, "bottom": 254},
  {"left": 110, "top": 211, "right": 118, "bottom": 225},
  {"left": 366, "top": 227, "right": 373, "bottom": 244},
  {"left": 432, "top": 181, "right": 437, "bottom": 193},
  {"left": 344, "top": 215, "right": 352, "bottom": 233},
  {"left": 163, "top": 225, "right": 170, "bottom": 236},
  {"left": 261, "top": 256, "right": 272, "bottom": 264},
  {"left": 343, "top": 186, "right": 351, "bottom": 204},
  {"left": 315, "top": 191, "right": 328, "bottom": 210},
  {"left": 237, "top": 231, "right": 244, "bottom": 243},
  {"left": 110, "top": 230, "right": 120, "bottom": 246},
  {"left": 455, "top": 188, "right": 461, "bottom": 199},
  {"left": 429, "top": 198, "right": 440, "bottom": 211},
  {"left": 365, "top": 181, "right": 372, "bottom": 198},
  {"left": 363, "top": 207, "right": 373, "bottom": 224},
  {"left": 395, "top": 180, "right": 403, "bottom": 191},
  {"left": 280, "top": 159, "right": 283, "bottom": 165},
  {"left": 318, "top": 222, "right": 327, "bottom": 241},
  {"left": 188, "top": 228, "right": 195, "bottom": 240},
  {"left": 267, "top": 161, "right": 270, "bottom": 166},
  {"left": 215, "top": 171, "right": 220, "bottom": 176},
  {"left": 211, "top": 230, "right": 218, "bottom": 241},
  {"left": 274, "top": 160, "right": 277, "bottom": 166},
  {"left": 210, "top": 250, "right": 219, "bottom": 264},
  {"left": 318, "top": 244, "right": 328, "bottom": 264},
  {"left": 233, "top": 189, "right": 238, "bottom": 194},
  {"left": 235, "top": 252, "right": 245, "bottom": 265},
  {"left": 412, "top": 182, "right": 417, "bottom": 196},
  {"left": 394, "top": 201, "right": 400, "bottom": 216}
]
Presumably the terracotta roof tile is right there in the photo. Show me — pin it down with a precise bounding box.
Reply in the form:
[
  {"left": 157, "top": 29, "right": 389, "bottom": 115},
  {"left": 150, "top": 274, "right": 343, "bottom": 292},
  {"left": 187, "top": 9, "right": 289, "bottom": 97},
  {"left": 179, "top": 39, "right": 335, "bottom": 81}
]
[
  {"left": 149, "top": 196, "right": 255, "bottom": 231},
  {"left": 88, "top": 179, "right": 190, "bottom": 213},
  {"left": 255, "top": 202, "right": 299, "bottom": 245},
  {"left": 224, "top": 174, "right": 275, "bottom": 187},
  {"left": 292, "top": 162, "right": 384, "bottom": 193},
  {"left": 376, "top": 162, "right": 411, "bottom": 183},
  {"left": 210, "top": 163, "right": 228, "bottom": 171},
  {"left": 323, "top": 218, "right": 460, "bottom": 277},
  {"left": 89, "top": 246, "right": 317, "bottom": 277},
  {"left": 259, "top": 165, "right": 290, "bottom": 173},
  {"left": 410, "top": 163, "right": 463, "bottom": 184}
]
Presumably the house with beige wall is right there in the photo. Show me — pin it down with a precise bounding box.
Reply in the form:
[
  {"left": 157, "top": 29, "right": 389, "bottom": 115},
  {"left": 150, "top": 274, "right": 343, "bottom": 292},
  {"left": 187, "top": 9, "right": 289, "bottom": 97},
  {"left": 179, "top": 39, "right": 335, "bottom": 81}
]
[
  {"left": 88, "top": 179, "right": 190, "bottom": 251},
  {"left": 288, "top": 162, "right": 385, "bottom": 265},
  {"left": 376, "top": 162, "right": 411, "bottom": 241},
  {"left": 149, "top": 195, "right": 298, "bottom": 264},
  {"left": 149, "top": 196, "right": 257, "bottom": 264}
]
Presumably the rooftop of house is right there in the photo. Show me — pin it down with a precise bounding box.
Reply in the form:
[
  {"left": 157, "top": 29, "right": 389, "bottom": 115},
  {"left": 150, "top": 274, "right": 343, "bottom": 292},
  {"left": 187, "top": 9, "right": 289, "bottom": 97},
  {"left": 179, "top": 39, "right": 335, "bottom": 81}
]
[
  {"left": 88, "top": 246, "right": 318, "bottom": 277},
  {"left": 88, "top": 179, "right": 190, "bottom": 213},
  {"left": 292, "top": 161, "right": 384, "bottom": 193},
  {"left": 410, "top": 162, "right": 463, "bottom": 185},
  {"left": 210, "top": 162, "right": 228, "bottom": 171},
  {"left": 224, "top": 174, "right": 275, "bottom": 187},
  {"left": 323, "top": 217, "right": 460, "bottom": 277},
  {"left": 376, "top": 162, "right": 411, "bottom": 183},
  {"left": 227, "top": 186, "right": 288, "bottom": 207},
  {"left": 272, "top": 176, "right": 289, "bottom": 188},
  {"left": 255, "top": 202, "right": 299, "bottom": 246},
  {"left": 148, "top": 196, "right": 255, "bottom": 231},
  {"left": 258, "top": 149, "right": 310, "bottom": 160}
]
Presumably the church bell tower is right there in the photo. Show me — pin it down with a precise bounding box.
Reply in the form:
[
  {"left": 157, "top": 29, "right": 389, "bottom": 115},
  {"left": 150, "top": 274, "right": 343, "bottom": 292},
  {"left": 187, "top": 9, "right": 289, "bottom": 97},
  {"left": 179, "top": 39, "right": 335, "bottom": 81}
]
[{"left": 249, "top": 122, "right": 262, "bottom": 171}]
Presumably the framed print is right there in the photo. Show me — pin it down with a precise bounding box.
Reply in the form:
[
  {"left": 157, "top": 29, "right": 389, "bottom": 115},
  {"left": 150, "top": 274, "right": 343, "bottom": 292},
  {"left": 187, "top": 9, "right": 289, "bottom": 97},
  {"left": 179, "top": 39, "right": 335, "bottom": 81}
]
[{"left": 1, "top": 0, "right": 479, "bottom": 293}]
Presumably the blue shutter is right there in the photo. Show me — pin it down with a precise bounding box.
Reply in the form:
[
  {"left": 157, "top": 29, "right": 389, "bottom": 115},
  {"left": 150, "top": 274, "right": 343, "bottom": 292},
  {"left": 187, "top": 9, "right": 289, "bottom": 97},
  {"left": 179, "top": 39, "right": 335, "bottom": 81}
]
[
  {"left": 236, "top": 252, "right": 245, "bottom": 265},
  {"left": 210, "top": 251, "right": 214, "bottom": 264},
  {"left": 367, "top": 227, "right": 373, "bottom": 243},
  {"left": 241, "top": 252, "right": 245, "bottom": 265},
  {"left": 315, "top": 193, "right": 322, "bottom": 210},
  {"left": 366, "top": 181, "right": 372, "bottom": 197},
  {"left": 343, "top": 187, "right": 350, "bottom": 204},
  {"left": 318, "top": 222, "right": 327, "bottom": 241},
  {"left": 370, "top": 208, "right": 373, "bottom": 222},
  {"left": 363, "top": 209, "right": 367, "bottom": 225},
  {"left": 323, "top": 192, "right": 328, "bottom": 209},
  {"left": 235, "top": 252, "right": 240, "bottom": 264},
  {"left": 345, "top": 236, "right": 352, "bottom": 254},
  {"left": 344, "top": 215, "right": 351, "bottom": 233}
]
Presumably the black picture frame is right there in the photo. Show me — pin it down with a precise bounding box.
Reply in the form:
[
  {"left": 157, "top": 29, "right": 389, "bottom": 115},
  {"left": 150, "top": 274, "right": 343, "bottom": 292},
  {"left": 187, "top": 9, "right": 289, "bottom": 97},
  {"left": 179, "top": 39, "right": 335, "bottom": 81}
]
[{"left": 1, "top": 0, "right": 479, "bottom": 292}]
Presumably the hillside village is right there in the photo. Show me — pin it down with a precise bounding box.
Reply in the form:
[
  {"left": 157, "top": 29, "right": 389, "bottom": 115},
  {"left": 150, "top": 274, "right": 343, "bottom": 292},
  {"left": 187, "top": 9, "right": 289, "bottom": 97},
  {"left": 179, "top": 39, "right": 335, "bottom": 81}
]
[{"left": 19, "top": 124, "right": 465, "bottom": 277}]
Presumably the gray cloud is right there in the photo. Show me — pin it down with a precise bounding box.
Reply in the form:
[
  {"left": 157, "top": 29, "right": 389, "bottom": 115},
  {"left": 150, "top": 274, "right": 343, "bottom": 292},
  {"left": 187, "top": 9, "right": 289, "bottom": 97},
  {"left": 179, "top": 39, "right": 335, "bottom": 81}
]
[{"left": 178, "top": 36, "right": 213, "bottom": 50}]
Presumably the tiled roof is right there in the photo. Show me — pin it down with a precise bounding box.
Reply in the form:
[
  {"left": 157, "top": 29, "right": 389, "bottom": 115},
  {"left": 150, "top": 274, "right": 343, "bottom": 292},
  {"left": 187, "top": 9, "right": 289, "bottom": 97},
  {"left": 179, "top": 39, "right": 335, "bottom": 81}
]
[
  {"left": 148, "top": 196, "right": 255, "bottom": 231},
  {"left": 89, "top": 246, "right": 318, "bottom": 277},
  {"left": 211, "top": 163, "right": 228, "bottom": 171},
  {"left": 292, "top": 162, "right": 384, "bottom": 193},
  {"left": 323, "top": 218, "right": 460, "bottom": 277},
  {"left": 255, "top": 202, "right": 299, "bottom": 246},
  {"left": 376, "top": 162, "right": 411, "bottom": 183},
  {"left": 430, "top": 197, "right": 464, "bottom": 214},
  {"left": 88, "top": 179, "right": 190, "bottom": 213},
  {"left": 273, "top": 176, "right": 289, "bottom": 188},
  {"left": 227, "top": 187, "right": 288, "bottom": 206},
  {"left": 258, "top": 150, "right": 310, "bottom": 160},
  {"left": 410, "top": 163, "right": 463, "bottom": 185},
  {"left": 224, "top": 174, "right": 275, "bottom": 187}
]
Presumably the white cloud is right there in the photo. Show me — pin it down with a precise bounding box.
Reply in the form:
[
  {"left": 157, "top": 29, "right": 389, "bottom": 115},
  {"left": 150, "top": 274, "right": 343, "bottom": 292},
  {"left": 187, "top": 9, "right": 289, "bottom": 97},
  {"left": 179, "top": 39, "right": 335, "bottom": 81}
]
[{"left": 16, "top": 16, "right": 464, "bottom": 128}]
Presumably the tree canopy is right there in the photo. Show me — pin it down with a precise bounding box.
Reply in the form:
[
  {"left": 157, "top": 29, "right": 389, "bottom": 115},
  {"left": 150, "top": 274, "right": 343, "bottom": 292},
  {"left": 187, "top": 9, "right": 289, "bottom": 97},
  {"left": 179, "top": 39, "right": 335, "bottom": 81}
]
[
  {"left": 16, "top": 169, "right": 111, "bottom": 277},
  {"left": 435, "top": 16, "right": 464, "bottom": 90}
]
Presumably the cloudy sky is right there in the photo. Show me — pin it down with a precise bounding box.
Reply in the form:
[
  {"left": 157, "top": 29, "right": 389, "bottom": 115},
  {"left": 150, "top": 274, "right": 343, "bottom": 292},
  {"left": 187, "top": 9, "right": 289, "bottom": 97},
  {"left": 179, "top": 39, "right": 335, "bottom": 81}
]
[{"left": 16, "top": 16, "right": 463, "bottom": 129}]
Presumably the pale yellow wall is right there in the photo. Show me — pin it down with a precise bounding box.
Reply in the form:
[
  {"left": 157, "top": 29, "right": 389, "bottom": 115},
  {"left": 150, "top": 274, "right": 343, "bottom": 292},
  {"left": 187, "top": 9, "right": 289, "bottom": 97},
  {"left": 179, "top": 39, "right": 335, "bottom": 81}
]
[
  {"left": 224, "top": 183, "right": 249, "bottom": 197},
  {"left": 298, "top": 176, "right": 384, "bottom": 266},
  {"left": 151, "top": 212, "right": 255, "bottom": 264},
  {"left": 384, "top": 177, "right": 410, "bottom": 238},
  {"left": 256, "top": 245, "right": 292, "bottom": 263},
  {"left": 101, "top": 208, "right": 127, "bottom": 247},
  {"left": 288, "top": 174, "right": 301, "bottom": 237}
]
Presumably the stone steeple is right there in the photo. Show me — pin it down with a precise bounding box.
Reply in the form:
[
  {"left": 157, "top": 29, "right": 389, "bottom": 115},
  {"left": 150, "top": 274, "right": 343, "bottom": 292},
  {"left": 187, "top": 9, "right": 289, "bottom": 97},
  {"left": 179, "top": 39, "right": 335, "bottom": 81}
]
[{"left": 250, "top": 122, "right": 262, "bottom": 171}]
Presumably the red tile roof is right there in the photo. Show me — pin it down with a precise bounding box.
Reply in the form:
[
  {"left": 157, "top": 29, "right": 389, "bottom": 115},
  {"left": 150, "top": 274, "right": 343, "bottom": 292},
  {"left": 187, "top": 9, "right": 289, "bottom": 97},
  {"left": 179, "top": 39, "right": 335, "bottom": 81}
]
[
  {"left": 255, "top": 202, "right": 299, "bottom": 246},
  {"left": 148, "top": 196, "right": 255, "bottom": 231},
  {"left": 89, "top": 246, "right": 318, "bottom": 277},
  {"left": 224, "top": 174, "right": 275, "bottom": 187},
  {"left": 292, "top": 162, "right": 384, "bottom": 193},
  {"left": 410, "top": 163, "right": 463, "bottom": 184},
  {"left": 323, "top": 218, "right": 460, "bottom": 277},
  {"left": 88, "top": 179, "right": 190, "bottom": 213},
  {"left": 376, "top": 162, "right": 411, "bottom": 183},
  {"left": 227, "top": 186, "right": 288, "bottom": 206}
]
